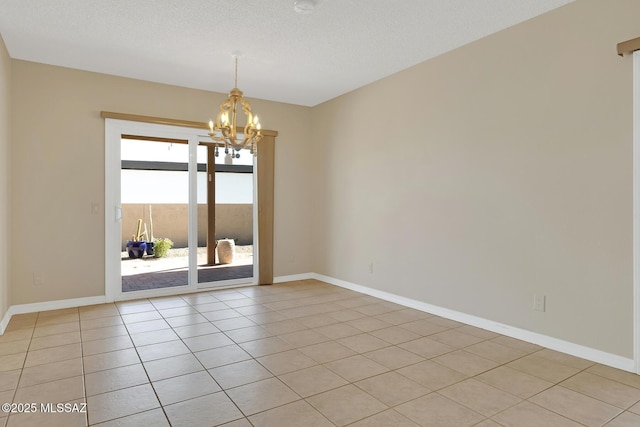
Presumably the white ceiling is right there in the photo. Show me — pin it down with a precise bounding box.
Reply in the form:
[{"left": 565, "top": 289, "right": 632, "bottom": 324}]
[{"left": 0, "top": 0, "right": 573, "bottom": 107}]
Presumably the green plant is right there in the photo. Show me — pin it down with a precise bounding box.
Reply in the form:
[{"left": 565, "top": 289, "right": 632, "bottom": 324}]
[{"left": 153, "top": 238, "right": 173, "bottom": 258}]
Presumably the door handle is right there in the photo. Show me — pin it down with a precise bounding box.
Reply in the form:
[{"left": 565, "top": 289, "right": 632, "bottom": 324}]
[{"left": 115, "top": 206, "right": 122, "bottom": 221}]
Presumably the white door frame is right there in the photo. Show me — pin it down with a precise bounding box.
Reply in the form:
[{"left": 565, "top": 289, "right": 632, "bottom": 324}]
[
  {"left": 633, "top": 50, "right": 640, "bottom": 373},
  {"left": 105, "top": 119, "right": 257, "bottom": 302}
]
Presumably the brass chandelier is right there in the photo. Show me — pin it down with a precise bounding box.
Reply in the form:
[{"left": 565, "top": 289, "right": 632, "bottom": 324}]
[{"left": 209, "top": 55, "right": 262, "bottom": 156}]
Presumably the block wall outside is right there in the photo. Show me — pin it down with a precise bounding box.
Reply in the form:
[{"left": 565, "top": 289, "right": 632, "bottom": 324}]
[{"left": 121, "top": 204, "right": 252, "bottom": 249}]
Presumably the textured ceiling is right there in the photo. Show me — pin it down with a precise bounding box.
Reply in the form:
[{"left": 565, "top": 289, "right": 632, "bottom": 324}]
[{"left": 0, "top": 0, "right": 574, "bottom": 107}]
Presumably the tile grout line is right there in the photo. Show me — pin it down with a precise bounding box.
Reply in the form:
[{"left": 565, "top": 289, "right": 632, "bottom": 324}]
[
  {"left": 2, "top": 312, "right": 37, "bottom": 426},
  {"left": 115, "top": 297, "right": 172, "bottom": 427},
  {"left": 6, "top": 282, "right": 640, "bottom": 426}
]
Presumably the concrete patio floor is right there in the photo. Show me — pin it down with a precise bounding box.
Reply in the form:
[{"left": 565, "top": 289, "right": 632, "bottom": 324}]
[{"left": 121, "top": 246, "right": 253, "bottom": 292}]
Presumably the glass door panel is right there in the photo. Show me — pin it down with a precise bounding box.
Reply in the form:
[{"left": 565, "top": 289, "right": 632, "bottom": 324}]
[
  {"left": 197, "top": 143, "right": 255, "bottom": 286},
  {"left": 120, "top": 138, "right": 190, "bottom": 293}
]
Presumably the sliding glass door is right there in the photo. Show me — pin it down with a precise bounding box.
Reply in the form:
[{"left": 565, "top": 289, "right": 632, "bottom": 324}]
[{"left": 105, "top": 119, "right": 257, "bottom": 301}]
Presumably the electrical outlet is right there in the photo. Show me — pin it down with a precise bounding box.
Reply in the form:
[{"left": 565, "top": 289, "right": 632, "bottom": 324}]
[
  {"left": 533, "top": 294, "right": 546, "bottom": 312},
  {"left": 33, "top": 272, "right": 45, "bottom": 286}
]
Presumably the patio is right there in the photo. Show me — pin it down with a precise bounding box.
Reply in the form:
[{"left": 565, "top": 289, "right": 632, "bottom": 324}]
[{"left": 121, "top": 246, "right": 253, "bottom": 292}]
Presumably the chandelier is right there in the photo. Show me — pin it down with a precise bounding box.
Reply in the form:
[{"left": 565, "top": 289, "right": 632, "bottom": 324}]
[{"left": 209, "top": 55, "right": 262, "bottom": 156}]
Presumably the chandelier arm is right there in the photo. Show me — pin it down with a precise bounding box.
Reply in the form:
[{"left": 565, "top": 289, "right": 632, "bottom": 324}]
[
  {"left": 231, "top": 96, "right": 238, "bottom": 140},
  {"left": 239, "top": 98, "right": 262, "bottom": 145}
]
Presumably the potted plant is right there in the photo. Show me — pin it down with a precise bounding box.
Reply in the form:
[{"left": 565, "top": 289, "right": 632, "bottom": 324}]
[
  {"left": 145, "top": 205, "right": 155, "bottom": 255},
  {"left": 126, "top": 219, "right": 147, "bottom": 259},
  {"left": 153, "top": 237, "right": 173, "bottom": 258},
  {"left": 216, "top": 238, "right": 236, "bottom": 264},
  {"left": 145, "top": 241, "right": 155, "bottom": 256}
]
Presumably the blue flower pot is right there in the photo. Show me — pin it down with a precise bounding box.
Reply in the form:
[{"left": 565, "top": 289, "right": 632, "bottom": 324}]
[
  {"left": 145, "top": 241, "right": 155, "bottom": 256},
  {"left": 126, "top": 241, "right": 147, "bottom": 259}
]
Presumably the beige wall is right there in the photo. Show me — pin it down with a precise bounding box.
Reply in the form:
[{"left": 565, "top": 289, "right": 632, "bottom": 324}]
[
  {"left": 213, "top": 204, "right": 253, "bottom": 246},
  {"left": 10, "top": 62, "right": 313, "bottom": 305},
  {"left": 0, "top": 35, "right": 10, "bottom": 323},
  {"left": 121, "top": 204, "right": 253, "bottom": 248},
  {"left": 5, "top": 0, "right": 640, "bottom": 360},
  {"left": 311, "top": 0, "right": 638, "bottom": 358}
]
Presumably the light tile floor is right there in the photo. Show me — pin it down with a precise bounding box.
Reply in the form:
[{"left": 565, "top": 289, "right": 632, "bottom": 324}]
[{"left": 1, "top": 279, "right": 640, "bottom": 426}]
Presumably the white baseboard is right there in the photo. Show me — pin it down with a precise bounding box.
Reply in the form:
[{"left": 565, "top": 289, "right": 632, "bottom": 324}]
[
  {"left": 0, "top": 277, "right": 292, "bottom": 333},
  {"left": 8, "top": 295, "right": 108, "bottom": 315},
  {"left": 0, "top": 308, "right": 11, "bottom": 335},
  {"left": 0, "top": 276, "right": 310, "bottom": 334},
  {"left": 273, "top": 273, "right": 314, "bottom": 283},
  {"left": 0, "top": 295, "right": 108, "bottom": 334},
  {"left": 311, "top": 273, "right": 636, "bottom": 373},
  {"left": 1, "top": 274, "right": 634, "bottom": 373}
]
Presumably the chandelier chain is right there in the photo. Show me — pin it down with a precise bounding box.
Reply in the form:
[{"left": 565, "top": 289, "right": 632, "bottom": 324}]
[{"left": 234, "top": 56, "right": 238, "bottom": 88}]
